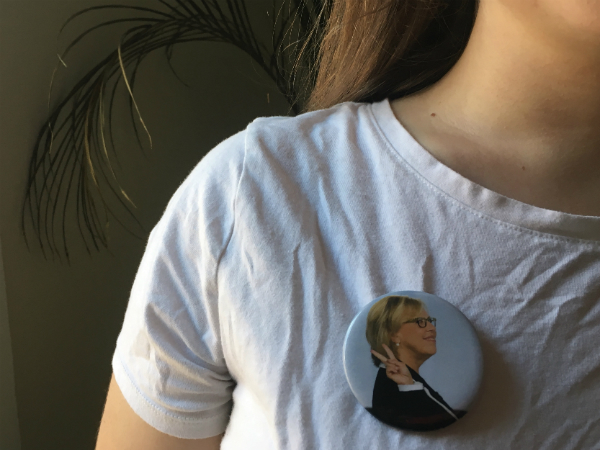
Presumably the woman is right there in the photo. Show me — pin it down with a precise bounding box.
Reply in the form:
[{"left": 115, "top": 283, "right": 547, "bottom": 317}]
[
  {"left": 96, "top": 1, "right": 600, "bottom": 449},
  {"left": 366, "top": 295, "right": 465, "bottom": 431}
]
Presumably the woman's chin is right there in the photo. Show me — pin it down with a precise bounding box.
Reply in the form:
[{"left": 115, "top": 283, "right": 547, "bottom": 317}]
[{"left": 424, "top": 342, "right": 437, "bottom": 355}]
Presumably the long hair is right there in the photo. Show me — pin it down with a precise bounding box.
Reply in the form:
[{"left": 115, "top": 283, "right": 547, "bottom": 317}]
[
  {"left": 304, "top": 0, "right": 479, "bottom": 112},
  {"left": 366, "top": 295, "right": 427, "bottom": 367}
]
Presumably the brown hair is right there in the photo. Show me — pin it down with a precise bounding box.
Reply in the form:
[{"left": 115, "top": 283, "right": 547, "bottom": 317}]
[
  {"left": 303, "top": 0, "right": 479, "bottom": 112},
  {"left": 365, "top": 295, "right": 427, "bottom": 367}
]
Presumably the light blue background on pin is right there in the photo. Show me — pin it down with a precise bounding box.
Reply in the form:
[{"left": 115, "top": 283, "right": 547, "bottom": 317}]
[{"left": 343, "top": 291, "right": 483, "bottom": 411}]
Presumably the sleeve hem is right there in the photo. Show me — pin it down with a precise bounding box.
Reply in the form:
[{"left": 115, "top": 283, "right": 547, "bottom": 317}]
[{"left": 112, "top": 354, "right": 230, "bottom": 439}]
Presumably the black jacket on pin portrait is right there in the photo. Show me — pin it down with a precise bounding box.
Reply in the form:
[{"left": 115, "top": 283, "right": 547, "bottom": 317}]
[{"left": 367, "top": 366, "right": 467, "bottom": 432}]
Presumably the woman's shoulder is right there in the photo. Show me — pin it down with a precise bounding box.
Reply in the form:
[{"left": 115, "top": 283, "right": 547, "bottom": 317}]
[
  {"left": 243, "top": 101, "right": 372, "bottom": 161},
  {"left": 187, "top": 101, "right": 372, "bottom": 186},
  {"left": 250, "top": 101, "right": 369, "bottom": 137},
  {"left": 170, "top": 100, "right": 378, "bottom": 230}
]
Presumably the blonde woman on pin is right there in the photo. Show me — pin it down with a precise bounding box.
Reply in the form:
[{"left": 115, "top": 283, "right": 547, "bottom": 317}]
[{"left": 366, "top": 295, "right": 464, "bottom": 431}]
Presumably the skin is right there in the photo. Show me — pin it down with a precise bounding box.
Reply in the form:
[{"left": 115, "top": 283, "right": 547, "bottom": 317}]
[
  {"left": 391, "top": 0, "right": 600, "bottom": 217},
  {"left": 95, "top": 374, "right": 223, "bottom": 450},
  {"left": 371, "top": 308, "right": 437, "bottom": 385}
]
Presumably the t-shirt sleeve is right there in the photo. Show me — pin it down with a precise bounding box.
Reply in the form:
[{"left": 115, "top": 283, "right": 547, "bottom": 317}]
[{"left": 111, "top": 130, "right": 246, "bottom": 439}]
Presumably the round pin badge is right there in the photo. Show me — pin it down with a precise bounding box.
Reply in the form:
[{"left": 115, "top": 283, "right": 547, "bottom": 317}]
[{"left": 343, "top": 291, "right": 483, "bottom": 432}]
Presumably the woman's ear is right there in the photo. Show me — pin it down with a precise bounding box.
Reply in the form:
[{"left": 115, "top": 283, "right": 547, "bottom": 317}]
[{"left": 389, "top": 329, "right": 402, "bottom": 345}]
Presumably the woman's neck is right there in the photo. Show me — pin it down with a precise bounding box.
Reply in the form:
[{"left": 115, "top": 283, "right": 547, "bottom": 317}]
[
  {"left": 391, "top": 0, "right": 600, "bottom": 217},
  {"left": 396, "top": 350, "right": 427, "bottom": 374}
]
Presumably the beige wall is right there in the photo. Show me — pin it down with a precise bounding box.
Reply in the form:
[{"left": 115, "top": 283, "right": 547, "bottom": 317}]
[{"left": 0, "top": 1, "right": 288, "bottom": 449}]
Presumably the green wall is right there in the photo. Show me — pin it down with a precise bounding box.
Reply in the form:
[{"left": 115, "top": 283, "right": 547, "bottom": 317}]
[{"left": 0, "top": 1, "right": 289, "bottom": 448}]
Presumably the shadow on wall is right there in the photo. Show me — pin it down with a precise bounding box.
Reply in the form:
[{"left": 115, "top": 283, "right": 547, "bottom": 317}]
[
  {"left": 0, "top": 233, "right": 21, "bottom": 450},
  {"left": 0, "top": 1, "right": 290, "bottom": 449}
]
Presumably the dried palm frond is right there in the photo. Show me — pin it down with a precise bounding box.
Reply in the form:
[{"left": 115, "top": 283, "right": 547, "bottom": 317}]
[{"left": 21, "top": 0, "right": 330, "bottom": 264}]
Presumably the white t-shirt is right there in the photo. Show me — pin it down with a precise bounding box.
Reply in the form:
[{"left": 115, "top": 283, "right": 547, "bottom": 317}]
[{"left": 112, "top": 99, "right": 600, "bottom": 449}]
